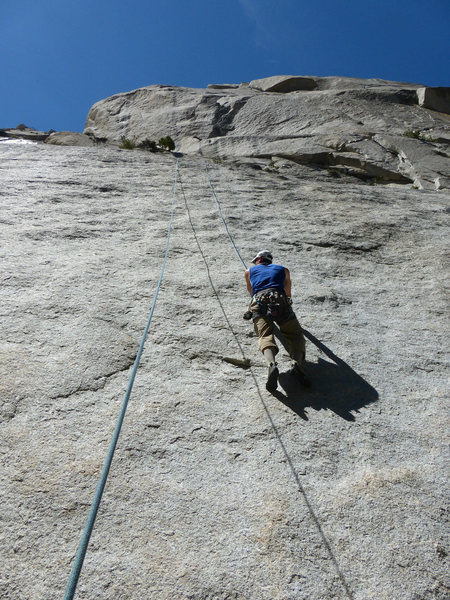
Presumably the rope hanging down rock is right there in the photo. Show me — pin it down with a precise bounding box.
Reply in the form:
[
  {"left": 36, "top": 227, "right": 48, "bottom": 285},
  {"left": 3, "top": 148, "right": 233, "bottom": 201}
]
[
  {"left": 63, "top": 158, "right": 179, "bottom": 600},
  {"left": 203, "top": 161, "right": 248, "bottom": 270},
  {"left": 199, "top": 159, "right": 354, "bottom": 600},
  {"left": 202, "top": 160, "right": 327, "bottom": 355}
]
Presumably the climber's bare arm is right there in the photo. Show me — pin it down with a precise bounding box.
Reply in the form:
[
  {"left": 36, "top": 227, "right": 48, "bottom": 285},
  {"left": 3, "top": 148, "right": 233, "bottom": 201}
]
[
  {"left": 284, "top": 268, "right": 292, "bottom": 297},
  {"left": 244, "top": 270, "right": 252, "bottom": 295}
]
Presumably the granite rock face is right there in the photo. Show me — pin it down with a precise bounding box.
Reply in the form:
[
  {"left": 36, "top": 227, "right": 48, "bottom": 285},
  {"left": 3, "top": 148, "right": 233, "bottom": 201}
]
[
  {"left": 1, "top": 138, "right": 449, "bottom": 600},
  {"left": 0, "top": 124, "right": 52, "bottom": 142},
  {"left": 417, "top": 86, "right": 450, "bottom": 114},
  {"left": 45, "top": 131, "right": 95, "bottom": 147},
  {"left": 248, "top": 75, "right": 317, "bottom": 92},
  {"left": 0, "top": 127, "right": 94, "bottom": 147},
  {"left": 84, "top": 76, "right": 450, "bottom": 190}
]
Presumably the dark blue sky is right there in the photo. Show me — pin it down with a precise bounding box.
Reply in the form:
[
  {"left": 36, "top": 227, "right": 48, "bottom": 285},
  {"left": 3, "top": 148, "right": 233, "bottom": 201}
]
[{"left": 1, "top": 0, "right": 449, "bottom": 132}]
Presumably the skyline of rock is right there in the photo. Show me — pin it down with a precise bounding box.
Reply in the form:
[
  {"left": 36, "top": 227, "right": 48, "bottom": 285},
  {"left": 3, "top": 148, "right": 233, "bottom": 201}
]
[{"left": 83, "top": 75, "right": 450, "bottom": 190}]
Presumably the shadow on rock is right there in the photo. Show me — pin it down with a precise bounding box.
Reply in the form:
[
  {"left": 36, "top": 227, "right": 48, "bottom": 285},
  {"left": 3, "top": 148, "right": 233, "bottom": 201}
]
[{"left": 272, "top": 328, "right": 379, "bottom": 421}]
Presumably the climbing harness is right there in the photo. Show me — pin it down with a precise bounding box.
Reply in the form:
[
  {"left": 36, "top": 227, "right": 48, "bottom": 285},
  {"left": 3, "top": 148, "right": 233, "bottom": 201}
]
[
  {"left": 255, "top": 289, "right": 283, "bottom": 320},
  {"left": 252, "top": 288, "right": 294, "bottom": 323},
  {"left": 63, "top": 159, "right": 179, "bottom": 600}
]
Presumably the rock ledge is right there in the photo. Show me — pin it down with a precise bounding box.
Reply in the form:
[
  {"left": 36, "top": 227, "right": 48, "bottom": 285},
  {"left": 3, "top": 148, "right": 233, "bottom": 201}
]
[{"left": 83, "top": 75, "right": 450, "bottom": 190}]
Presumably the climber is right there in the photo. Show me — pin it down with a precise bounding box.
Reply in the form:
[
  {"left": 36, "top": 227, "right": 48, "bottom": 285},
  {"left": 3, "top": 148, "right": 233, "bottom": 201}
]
[{"left": 244, "top": 250, "right": 310, "bottom": 392}]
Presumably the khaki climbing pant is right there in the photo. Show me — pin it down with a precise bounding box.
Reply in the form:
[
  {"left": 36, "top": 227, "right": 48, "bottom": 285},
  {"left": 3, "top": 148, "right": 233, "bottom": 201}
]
[{"left": 250, "top": 290, "right": 306, "bottom": 367}]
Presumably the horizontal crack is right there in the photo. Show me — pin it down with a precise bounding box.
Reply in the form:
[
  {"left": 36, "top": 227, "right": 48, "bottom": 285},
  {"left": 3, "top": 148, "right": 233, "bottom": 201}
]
[{"left": 50, "top": 356, "right": 137, "bottom": 401}]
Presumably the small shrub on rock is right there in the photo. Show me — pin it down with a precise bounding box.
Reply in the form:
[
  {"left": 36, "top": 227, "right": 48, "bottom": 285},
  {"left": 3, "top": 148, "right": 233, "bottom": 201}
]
[
  {"left": 119, "top": 136, "right": 137, "bottom": 149},
  {"left": 403, "top": 130, "right": 441, "bottom": 143},
  {"left": 403, "top": 130, "right": 422, "bottom": 140},
  {"left": 138, "top": 139, "right": 159, "bottom": 152},
  {"left": 158, "top": 136, "right": 175, "bottom": 151}
]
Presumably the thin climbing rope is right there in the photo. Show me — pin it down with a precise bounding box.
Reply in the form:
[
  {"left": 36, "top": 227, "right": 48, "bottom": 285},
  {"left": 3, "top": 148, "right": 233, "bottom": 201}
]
[
  {"left": 64, "top": 159, "right": 179, "bottom": 600},
  {"left": 203, "top": 161, "right": 247, "bottom": 269},
  {"left": 197, "top": 159, "right": 354, "bottom": 600},
  {"left": 179, "top": 172, "right": 249, "bottom": 362},
  {"left": 202, "top": 160, "right": 326, "bottom": 355}
]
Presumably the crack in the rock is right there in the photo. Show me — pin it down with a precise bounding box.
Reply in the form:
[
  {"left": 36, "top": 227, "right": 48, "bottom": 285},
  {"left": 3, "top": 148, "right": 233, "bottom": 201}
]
[
  {"left": 49, "top": 355, "right": 137, "bottom": 401},
  {"left": 305, "top": 240, "right": 383, "bottom": 253},
  {"left": 209, "top": 98, "right": 249, "bottom": 138}
]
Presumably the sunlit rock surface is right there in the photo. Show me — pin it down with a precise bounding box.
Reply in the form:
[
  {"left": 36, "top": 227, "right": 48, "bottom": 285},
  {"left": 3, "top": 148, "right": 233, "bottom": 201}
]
[
  {"left": 45, "top": 131, "right": 94, "bottom": 147},
  {"left": 84, "top": 76, "right": 450, "bottom": 190},
  {"left": 1, "top": 138, "right": 449, "bottom": 600}
]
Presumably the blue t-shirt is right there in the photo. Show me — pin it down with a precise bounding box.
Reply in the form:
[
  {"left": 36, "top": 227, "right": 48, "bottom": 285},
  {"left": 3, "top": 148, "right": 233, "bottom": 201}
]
[{"left": 249, "top": 263, "right": 285, "bottom": 295}]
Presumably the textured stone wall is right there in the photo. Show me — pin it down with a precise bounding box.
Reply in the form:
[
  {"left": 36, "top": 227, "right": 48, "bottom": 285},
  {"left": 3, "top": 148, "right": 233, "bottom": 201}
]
[
  {"left": 1, "top": 139, "right": 449, "bottom": 599},
  {"left": 83, "top": 76, "right": 450, "bottom": 190}
]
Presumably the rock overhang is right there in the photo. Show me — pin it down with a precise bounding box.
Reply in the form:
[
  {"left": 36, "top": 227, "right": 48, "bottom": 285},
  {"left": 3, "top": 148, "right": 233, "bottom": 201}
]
[{"left": 64, "top": 75, "right": 450, "bottom": 190}]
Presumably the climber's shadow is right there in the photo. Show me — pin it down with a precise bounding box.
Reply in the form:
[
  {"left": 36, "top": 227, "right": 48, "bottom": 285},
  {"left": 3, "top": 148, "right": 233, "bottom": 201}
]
[{"left": 272, "top": 328, "right": 379, "bottom": 421}]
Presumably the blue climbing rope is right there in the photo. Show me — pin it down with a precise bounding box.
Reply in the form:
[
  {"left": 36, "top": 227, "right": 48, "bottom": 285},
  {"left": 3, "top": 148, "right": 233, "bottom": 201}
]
[
  {"left": 63, "top": 158, "right": 179, "bottom": 600},
  {"left": 203, "top": 161, "right": 247, "bottom": 270}
]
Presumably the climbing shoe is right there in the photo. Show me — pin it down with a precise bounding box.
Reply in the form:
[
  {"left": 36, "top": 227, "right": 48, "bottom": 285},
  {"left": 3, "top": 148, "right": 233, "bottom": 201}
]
[
  {"left": 292, "top": 364, "right": 312, "bottom": 388},
  {"left": 266, "top": 363, "right": 279, "bottom": 392}
]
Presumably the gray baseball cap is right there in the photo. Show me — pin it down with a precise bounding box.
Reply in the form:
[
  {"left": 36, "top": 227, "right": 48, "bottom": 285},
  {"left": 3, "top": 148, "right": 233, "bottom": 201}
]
[{"left": 251, "top": 250, "right": 273, "bottom": 264}]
